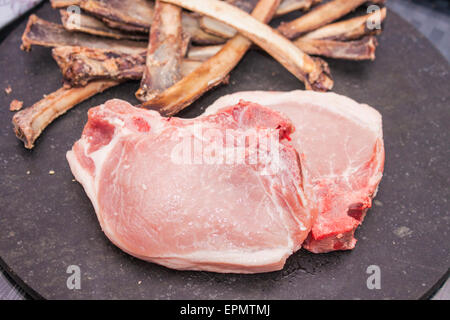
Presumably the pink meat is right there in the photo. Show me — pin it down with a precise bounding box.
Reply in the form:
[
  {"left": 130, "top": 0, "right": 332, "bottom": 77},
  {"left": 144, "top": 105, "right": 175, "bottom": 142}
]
[
  {"left": 67, "top": 99, "right": 317, "bottom": 273},
  {"left": 205, "top": 91, "right": 385, "bottom": 253}
]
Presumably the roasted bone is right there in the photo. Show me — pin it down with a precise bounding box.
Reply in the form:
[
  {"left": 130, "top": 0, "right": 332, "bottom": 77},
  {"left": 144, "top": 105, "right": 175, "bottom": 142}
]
[
  {"left": 278, "top": 0, "right": 378, "bottom": 39},
  {"left": 80, "top": 0, "right": 154, "bottom": 33},
  {"left": 12, "top": 80, "right": 119, "bottom": 149},
  {"left": 136, "top": 2, "right": 184, "bottom": 102},
  {"left": 50, "top": 0, "right": 81, "bottom": 8},
  {"left": 140, "top": 0, "right": 283, "bottom": 116},
  {"left": 79, "top": 0, "right": 225, "bottom": 44},
  {"left": 60, "top": 9, "right": 147, "bottom": 41},
  {"left": 187, "top": 45, "right": 223, "bottom": 61},
  {"left": 160, "top": 0, "right": 333, "bottom": 91},
  {"left": 301, "top": 7, "right": 387, "bottom": 41},
  {"left": 275, "top": 0, "right": 322, "bottom": 16},
  {"left": 22, "top": 15, "right": 147, "bottom": 55},
  {"left": 227, "top": 0, "right": 322, "bottom": 16},
  {"left": 52, "top": 46, "right": 204, "bottom": 87},
  {"left": 294, "top": 36, "right": 378, "bottom": 60},
  {"left": 199, "top": 0, "right": 323, "bottom": 39}
]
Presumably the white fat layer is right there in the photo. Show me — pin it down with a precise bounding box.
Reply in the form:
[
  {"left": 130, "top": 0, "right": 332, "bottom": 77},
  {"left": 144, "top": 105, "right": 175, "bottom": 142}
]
[
  {"left": 154, "top": 248, "right": 290, "bottom": 264},
  {"left": 202, "top": 90, "right": 383, "bottom": 137},
  {"left": 125, "top": 247, "right": 292, "bottom": 273},
  {"left": 66, "top": 149, "right": 98, "bottom": 213},
  {"left": 66, "top": 105, "right": 138, "bottom": 248}
]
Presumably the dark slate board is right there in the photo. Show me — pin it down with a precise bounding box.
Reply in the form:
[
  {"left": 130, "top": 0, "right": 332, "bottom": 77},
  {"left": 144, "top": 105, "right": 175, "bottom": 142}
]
[{"left": 0, "top": 3, "right": 449, "bottom": 300}]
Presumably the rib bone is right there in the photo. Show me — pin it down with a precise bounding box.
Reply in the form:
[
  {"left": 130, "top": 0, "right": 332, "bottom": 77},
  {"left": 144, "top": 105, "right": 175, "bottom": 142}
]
[
  {"left": 295, "top": 36, "right": 378, "bottom": 60},
  {"left": 275, "top": 0, "right": 322, "bottom": 16},
  {"left": 136, "top": 1, "right": 184, "bottom": 102},
  {"left": 301, "top": 7, "right": 387, "bottom": 41},
  {"left": 22, "top": 15, "right": 147, "bottom": 55},
  {"left": 140, "top": 0, "right": 283, "bottom": 116},
  {"left": 79, "top": 0, "right": 225, "bottom": 44},
  {"left": 80, "top": 0, "right": 154, "bottom": 33},
  {"left": 60, "top": 9, "right": 147, "bottom": 41},
  {"left": 187, "top": 45, "right": 223, "bottom": 61},
  {"left": 50, "top": 0, "right": 81, "bottom": 8},
  {"left": 200, "top": 0, "right": 323, "bottom": 39},
  {"left": 159, "top": 0, "right": 333, "bottom": 91},
  {"left": 278, "top": 0, "right": 369, "bottom": 39},
  {"left": 52, "top": 46, "right": 204, "bottom": 87},
  {"left": 12, "top": 80, "right": 119, "bottom": 149},
  {"left": 226, "top": 0, "right": 322, "bottom": 16}
]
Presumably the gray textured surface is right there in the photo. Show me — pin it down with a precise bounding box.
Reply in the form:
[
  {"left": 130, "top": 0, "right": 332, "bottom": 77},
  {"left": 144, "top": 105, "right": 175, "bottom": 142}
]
[{"left": 1, "top": 1, "right": 449, "bottom": 300}]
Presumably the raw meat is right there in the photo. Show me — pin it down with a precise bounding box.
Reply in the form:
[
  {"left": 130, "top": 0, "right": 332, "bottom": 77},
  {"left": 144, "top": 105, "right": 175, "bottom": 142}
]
[
  {"left": 67, "top": 99, "right": 317, "bottom": 273},
  {"left": 204, "top": 90, "right": 384, "bottom": 253}
]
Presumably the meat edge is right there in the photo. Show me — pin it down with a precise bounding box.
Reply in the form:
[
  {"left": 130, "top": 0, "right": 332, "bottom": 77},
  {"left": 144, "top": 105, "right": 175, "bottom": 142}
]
[{"left": 203, "top": 90, "right": 383, "bottom": 134}]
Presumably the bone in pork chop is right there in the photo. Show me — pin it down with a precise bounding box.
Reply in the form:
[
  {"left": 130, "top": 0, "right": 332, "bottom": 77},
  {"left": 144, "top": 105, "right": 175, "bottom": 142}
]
[
  {"left": 67, "top": 99, "right": 317, "bottom": 273},
  {"left": 205, "top": 91, "right": 385, "bottom": 253}
]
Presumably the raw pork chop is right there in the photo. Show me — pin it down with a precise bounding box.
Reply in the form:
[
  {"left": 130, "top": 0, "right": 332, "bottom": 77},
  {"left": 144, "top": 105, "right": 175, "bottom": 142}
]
[
  {"left": 204, "top": 91, "right": 385, "bottom": 253},
  {"left": 67, "top": 99, "right": 317, "bottom": 273}
]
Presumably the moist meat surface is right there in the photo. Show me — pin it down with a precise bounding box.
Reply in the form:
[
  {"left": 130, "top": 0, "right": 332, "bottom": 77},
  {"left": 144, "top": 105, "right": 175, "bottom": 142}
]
[
  {"left": 67, "top": 99, "right": 317, "bottom": 273},
  {"left": 205, "top": 91, "right": 384, "bottom": 253}
]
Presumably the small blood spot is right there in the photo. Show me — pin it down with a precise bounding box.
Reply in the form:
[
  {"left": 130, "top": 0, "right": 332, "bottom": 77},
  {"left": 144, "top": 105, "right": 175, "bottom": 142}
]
[
  {"left": 133, "top": 117, "right": 150, "bottom": 132},
  {"left": 347, "top": 203, "right": 364, "bottom": 221},
  {"left": 84, "top": 113, "right": 116, "bottom": 153}
]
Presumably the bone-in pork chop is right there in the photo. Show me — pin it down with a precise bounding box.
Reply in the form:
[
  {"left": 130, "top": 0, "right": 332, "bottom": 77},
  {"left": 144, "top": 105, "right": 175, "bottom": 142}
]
[
  {"left": 204, "top": 91, "right": 385, "bottom": 253},
  {"left": 67, "top": 99, "right": 317, "bottom": 273}
]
